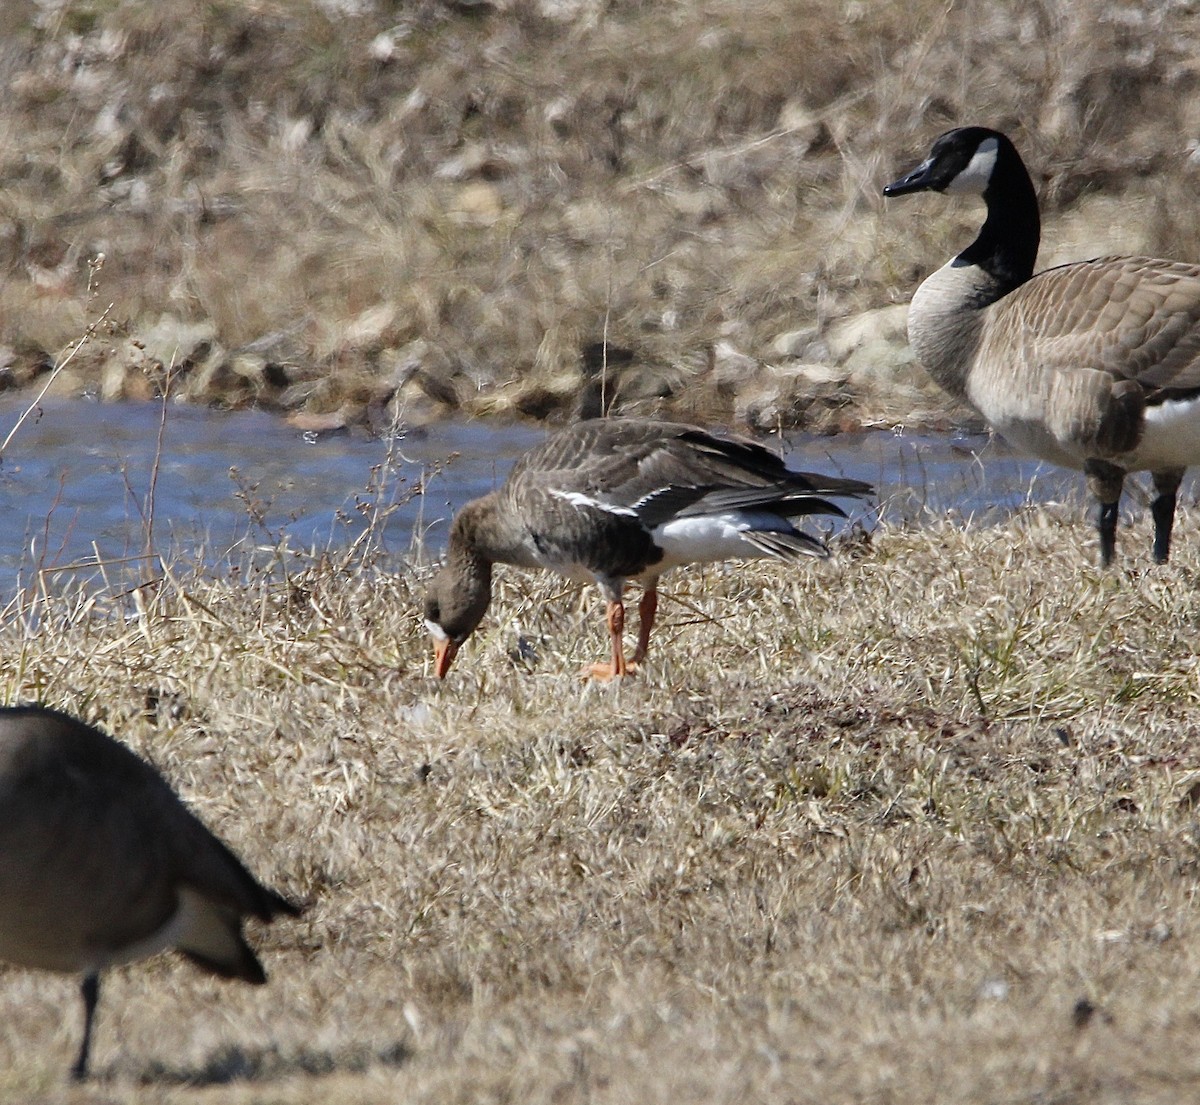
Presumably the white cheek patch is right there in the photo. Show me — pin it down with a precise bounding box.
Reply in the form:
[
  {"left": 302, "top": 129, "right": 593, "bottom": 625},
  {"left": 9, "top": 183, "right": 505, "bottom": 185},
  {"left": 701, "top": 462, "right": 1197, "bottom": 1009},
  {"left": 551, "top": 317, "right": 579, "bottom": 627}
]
[
  {"left": 99, "top": 887, "right": 212, "bottom": 972},
  {"left": 425, "top": 619, "right": 449, "bottom": 642},
  {"left": 945, "top": 136, "right": 999, "bottom": 195},
  {"left": 550, "top": 489, "right": 639, "bottom": 518}
]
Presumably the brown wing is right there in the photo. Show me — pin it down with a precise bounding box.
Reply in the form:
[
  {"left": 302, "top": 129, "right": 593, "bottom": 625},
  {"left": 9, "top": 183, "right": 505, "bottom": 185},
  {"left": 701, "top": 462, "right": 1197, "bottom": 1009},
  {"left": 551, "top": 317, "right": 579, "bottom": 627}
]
[
  {"left": 994, "top": 256, "right": 1200, "bottom": 396},
  {"left": 506, "top": 418, "right": 870, "bottom": 526}
]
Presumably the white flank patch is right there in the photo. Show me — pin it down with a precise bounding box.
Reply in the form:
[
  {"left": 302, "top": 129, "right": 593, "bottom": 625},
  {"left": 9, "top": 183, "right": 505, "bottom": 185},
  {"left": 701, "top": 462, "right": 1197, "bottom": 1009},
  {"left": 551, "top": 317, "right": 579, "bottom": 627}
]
[
  {"left": 945, "top": 136, "right": 999, "bottom": 195},
  {"left": 549, "top": 489, "right": 638, "bottom": 518},
  {"left": 1136, "top": 396, "right": 1200, "bottom": 470},
  {"left": 91, "top": 888, "right": 208, "bottom": 971},
  {"left": 652, "top": 511, "right": 787, "bottom": 568},
  {"left": 425, "top": 619, "right": 449, "bottom": 642}
]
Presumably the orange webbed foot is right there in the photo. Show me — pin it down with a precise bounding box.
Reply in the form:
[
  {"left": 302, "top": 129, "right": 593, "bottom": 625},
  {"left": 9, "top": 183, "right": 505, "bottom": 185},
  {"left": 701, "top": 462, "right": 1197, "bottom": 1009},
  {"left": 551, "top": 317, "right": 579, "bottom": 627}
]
[{"left": 580, "top": 659, "right": 638, "bottom": 681}]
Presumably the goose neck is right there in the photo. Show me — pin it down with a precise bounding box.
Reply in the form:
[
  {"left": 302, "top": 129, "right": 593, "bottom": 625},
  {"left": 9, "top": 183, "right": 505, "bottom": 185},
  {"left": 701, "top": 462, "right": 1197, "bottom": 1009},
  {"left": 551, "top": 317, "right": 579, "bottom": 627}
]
[
  {"left": 448, "top": 492, "right": 531, "bottom": 572},
  {"left": 959, "top": 148, "right": 1040, "bottom": 297}
]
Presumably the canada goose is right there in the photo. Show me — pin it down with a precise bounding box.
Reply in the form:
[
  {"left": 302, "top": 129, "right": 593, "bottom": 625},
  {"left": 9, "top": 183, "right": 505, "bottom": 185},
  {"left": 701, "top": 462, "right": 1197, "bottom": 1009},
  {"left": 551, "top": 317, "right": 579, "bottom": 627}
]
[
  {"left": 883, "top": 126, "right": 1200, "bottom": 565},
  {"left": 0, "top": 705, "right": 301, "bottom": 1080},
  {"left": 423, "top": 417, "right": 871, "bottom": 678}
]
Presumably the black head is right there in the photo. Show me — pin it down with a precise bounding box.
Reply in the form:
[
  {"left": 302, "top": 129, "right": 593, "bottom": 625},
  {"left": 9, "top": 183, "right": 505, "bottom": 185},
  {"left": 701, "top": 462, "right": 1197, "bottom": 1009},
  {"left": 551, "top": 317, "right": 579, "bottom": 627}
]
[{"left": 883, "top": 126, "right": 1014, "bottom": 199}]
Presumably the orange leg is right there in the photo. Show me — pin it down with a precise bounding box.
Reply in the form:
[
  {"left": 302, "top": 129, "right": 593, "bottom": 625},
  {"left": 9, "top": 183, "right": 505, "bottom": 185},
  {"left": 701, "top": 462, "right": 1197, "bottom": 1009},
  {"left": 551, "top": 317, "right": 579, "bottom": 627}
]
[
  {"left": 585, "top": 598, "right": 631, "bottom": 680},
  {"left": 631, "top": 587, "right": 658, "bottom": 666}
]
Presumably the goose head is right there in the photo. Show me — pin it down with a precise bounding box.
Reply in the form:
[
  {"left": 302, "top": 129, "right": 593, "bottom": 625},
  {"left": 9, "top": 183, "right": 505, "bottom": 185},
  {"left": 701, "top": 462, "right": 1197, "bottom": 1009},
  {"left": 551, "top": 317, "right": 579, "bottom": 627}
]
[
  {"left": 423, "top": 561, "right": 492, "bottom": 678},
  {"left": 883, "top": 125, "right": 1040, "bottom": 296},
  {"left": 883, "top": 126, "right": 1013, "bottom": 199}
]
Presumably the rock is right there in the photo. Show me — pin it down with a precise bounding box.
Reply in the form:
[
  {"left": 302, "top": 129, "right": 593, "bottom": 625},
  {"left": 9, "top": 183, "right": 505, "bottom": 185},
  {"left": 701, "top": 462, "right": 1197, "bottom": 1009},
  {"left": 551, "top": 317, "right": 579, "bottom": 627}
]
[
  {"left": 230, "top": 352, "right": 267, "bottom": 382},
  {"left": 42, "top": 367, "right": 88, "bottom": 399},
  {"left": 735, "top": 361, "right": 852, "bottom": 431},
  {"left": 378, "top": 341, "right": 463, "bottom": 419},
  {"left": 448, "top": 182, "right": 504, "bottom": 225},
  {"left": 173, "top": 345, "right": 235, "bottom": 404},
  {"left": 787, "top": 362, "right": 850, "bottom": 388},
  {"left": 710, "top": 340, "right": 761, "bottom": 395},
  {"left": 98, "top": 337, "right": 160, "bottom": 401},
  {"left": 387, "top": 378, "right": 455, "bottom": 426},
  {"left": 138, "top": 315, "right": 218, "bottom": 373},
  {"left": 823, "top": 304, "right": 909, "bottom": 364},
  {"left": 382, "top": 339, "right": 433, "bottom": 388},
  {"left": 287, "top": 409, "right": 351, "bottom": 434},
  {"left": 771, "top": 325, "right": 820, "bottom": 358},
  {"left": 845, "top": 339, "right": 917, "bottom": 383}
]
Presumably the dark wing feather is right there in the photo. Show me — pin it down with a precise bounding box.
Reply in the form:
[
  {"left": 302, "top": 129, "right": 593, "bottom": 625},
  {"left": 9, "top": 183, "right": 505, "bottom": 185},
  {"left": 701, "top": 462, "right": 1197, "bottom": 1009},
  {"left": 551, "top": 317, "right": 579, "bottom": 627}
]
[
  {"left": 506, "top": 418, "right": 870, "bottom": 527},
  {"left": 740, "top": 530, "right": 829, "bottom": 561},
  {"left": 679, "top": 486, "right": 849, "bottom": 518}
]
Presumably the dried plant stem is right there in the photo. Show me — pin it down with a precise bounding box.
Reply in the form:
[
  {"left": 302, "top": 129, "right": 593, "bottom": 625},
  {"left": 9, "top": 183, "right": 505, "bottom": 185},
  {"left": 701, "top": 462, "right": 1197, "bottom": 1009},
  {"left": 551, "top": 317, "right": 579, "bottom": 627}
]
[{"left": 0, "top": 303, "right": 114, "bottom": 459}]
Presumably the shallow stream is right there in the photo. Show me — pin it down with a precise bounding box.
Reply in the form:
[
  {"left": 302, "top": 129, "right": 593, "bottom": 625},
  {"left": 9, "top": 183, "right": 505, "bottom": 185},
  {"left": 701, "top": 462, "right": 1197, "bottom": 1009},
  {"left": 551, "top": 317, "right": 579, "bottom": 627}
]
[{"left": 0, "top": 397, "right": 1134, "bottom": 594}]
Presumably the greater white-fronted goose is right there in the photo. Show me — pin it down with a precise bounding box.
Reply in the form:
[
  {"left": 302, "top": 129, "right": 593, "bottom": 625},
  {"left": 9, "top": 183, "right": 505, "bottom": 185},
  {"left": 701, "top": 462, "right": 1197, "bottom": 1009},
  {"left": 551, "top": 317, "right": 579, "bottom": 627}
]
[
  {"left": 0, "top": 705, "right": 301, "bottom": 1080},
  {"left": 423, "top": 417, "right": 871, "bottom": 678},
  {"left": 884, "top": 125, "right": 1200, "bottom": 566}
]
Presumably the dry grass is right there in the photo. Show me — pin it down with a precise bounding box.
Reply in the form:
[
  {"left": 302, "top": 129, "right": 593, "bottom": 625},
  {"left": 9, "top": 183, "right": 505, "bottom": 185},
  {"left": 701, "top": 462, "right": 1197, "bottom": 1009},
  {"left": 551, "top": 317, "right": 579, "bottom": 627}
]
[
  {"left": 5, "top": 2, "right": 1200, "bottom": 1098},
  {"left": 4, "top": 489, "right": 1200, "bottom": 1101},
  {"left": 1, "top": 0, "right": 1198, "bottom": 427}
]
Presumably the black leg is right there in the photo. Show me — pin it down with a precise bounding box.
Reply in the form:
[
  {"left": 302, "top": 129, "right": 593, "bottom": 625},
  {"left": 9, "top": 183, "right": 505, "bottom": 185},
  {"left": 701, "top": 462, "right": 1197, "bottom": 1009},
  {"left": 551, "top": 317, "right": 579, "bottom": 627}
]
[
  {"left": 1086, "top": 460, "right": 1126, "bottom": 568},
  {"left": 1151, "top": 469, "right": 1185, "bottom": 564},
  {"left": 1097, "top": 501, "right": 1120, "bottom": 568},
  {"left": 70, "top": 972, "right": 100, "bottom": 1082}
]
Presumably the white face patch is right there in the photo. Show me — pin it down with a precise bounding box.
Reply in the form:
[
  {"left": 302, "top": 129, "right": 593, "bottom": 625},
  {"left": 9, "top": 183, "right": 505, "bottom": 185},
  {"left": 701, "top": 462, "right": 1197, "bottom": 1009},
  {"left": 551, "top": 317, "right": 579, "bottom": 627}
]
[
  {"left": 97, "top": 887, "right": 207, "bottom": 971},
  {"left": 549, "top": 489, "right": 639, "bottom": 518},
  {"left": 425, "top": 619, "right": 449, "bottom": 642},
  {"left": 944, "top": 136, "right": 999, "bottom": 195}
]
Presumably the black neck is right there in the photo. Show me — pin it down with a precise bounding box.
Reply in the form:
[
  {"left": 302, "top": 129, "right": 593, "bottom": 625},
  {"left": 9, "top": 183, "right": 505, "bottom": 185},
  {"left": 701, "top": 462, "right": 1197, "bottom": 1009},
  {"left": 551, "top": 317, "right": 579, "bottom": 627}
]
[{"left": 956, "top": 144, "right": 1040, "bottom": 297}]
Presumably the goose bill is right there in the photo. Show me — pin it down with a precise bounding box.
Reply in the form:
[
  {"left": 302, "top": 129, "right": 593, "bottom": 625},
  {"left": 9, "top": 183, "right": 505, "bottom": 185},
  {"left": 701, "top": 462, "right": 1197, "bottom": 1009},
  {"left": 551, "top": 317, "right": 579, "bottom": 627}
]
[
  {"left": 883, "top": 157, "right": 936, "bottom": 196},
  {"left": 426, "top": 619, "right": 459, "bottom": 678},
  {"left": 433, "top": 636, "right": 458, "bottom": 678}
]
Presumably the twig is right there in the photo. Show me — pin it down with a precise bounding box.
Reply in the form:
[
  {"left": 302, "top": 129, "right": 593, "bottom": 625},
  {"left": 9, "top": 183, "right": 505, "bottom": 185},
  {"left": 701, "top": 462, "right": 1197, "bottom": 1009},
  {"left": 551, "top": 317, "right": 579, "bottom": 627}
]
[
  {"left": 143, "top": 358, "right": 177, "bottom": 579},
  {"left": 0, "top": 302, "right": 114, "bottom": 459}
]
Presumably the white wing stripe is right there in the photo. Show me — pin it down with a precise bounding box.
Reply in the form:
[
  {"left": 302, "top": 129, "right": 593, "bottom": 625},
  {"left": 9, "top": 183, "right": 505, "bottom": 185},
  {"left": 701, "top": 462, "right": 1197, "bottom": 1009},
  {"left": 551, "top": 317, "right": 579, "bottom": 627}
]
[{"left": 549, "top": 489, "right": 639, "bottom": 518}]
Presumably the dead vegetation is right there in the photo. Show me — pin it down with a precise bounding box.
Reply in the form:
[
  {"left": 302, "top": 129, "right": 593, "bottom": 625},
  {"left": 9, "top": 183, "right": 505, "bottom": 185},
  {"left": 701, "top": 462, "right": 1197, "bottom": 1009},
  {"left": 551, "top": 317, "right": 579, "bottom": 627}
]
[
  {"left": 1, "top": 0, "right": 1199, "bottom": 430},
  {"left": 4, "top": 2, "right": 1200, "bottom": 1099},
  {"left": 3, "top": 494, "right": 1200, "bottom": 1101}
]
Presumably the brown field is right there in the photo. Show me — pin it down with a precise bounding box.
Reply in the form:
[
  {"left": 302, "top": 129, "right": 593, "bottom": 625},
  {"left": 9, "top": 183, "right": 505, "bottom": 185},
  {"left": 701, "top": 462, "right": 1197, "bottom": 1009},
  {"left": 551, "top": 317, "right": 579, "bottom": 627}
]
[
  {"left": 2, "top": 0, "right": 1199, "bottom": 428},
  {"left": 3, "top": 491, "right": 1200, "bottom": 1102},
  {"left": 6, "top": 1, "right": 1200, "bottom": 1102}
]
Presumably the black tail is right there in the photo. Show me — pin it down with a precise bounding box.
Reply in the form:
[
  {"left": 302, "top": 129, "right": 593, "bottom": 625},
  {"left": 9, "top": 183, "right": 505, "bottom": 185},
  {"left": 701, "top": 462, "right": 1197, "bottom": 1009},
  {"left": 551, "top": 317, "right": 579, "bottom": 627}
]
[{"left": 788, "top": 472, "right": 873, "bottom": 498}]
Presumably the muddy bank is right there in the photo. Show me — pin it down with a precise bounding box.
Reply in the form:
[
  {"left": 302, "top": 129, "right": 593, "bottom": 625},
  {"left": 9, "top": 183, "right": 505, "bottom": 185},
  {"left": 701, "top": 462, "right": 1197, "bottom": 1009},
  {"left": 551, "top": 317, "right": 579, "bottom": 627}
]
[{"left": 1, "top": 1, "right": 1196, "bottom": 433}]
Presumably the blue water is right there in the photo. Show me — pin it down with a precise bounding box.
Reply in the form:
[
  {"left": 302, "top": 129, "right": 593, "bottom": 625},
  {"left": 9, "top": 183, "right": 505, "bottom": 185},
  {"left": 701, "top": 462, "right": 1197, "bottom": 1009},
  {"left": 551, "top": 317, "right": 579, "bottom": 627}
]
[
  {"left": 0, "top": 397, "right": 1117, "bottom": 593},
  {"left": 0, "top": 399, "right": 541, "bottom": 590}
]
